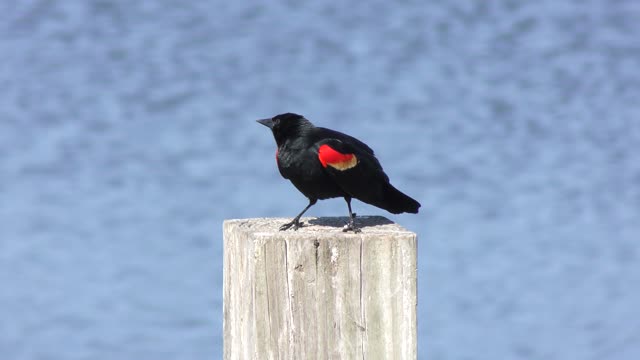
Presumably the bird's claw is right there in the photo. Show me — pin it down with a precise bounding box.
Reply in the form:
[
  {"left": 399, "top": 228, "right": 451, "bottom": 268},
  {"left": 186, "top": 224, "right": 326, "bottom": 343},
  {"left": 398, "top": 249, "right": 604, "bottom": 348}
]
[
  {"left": 280, "top": 220, "right": 302, "bottom": 231},
  {"left": 342, "top": 225, "right": 361, "bottom": 233},
  {"left": 342, "top": 220, "right": 361, "bottom": 233}
]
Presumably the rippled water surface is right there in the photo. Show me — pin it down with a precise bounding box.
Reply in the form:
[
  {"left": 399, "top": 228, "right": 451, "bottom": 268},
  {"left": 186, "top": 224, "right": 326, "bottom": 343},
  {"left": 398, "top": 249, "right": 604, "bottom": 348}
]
[{"left": 1, "top": 1, "right": 639, "bottom": 359}]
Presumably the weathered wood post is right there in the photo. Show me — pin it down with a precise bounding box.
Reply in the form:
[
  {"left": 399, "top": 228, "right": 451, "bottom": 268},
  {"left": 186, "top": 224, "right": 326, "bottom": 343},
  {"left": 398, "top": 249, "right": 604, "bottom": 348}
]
[{"left": 223, "top": 216, "right": 417, "bottom": 359}]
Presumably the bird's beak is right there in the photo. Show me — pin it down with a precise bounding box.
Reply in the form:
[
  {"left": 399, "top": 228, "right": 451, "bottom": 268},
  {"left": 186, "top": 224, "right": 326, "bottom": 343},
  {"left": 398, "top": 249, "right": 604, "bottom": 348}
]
[{"left": 256, "top": 118, "right": 274, "bottom": 129}]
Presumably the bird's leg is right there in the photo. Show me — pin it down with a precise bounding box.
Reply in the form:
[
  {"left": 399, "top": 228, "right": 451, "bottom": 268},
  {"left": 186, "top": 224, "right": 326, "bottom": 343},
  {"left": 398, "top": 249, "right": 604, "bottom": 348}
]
[
  {"left": 280, "top": 199, "right": 317, "bottom": 231},
  {"left": 343, "top": 196, "right": 361, "bottom": 233}
]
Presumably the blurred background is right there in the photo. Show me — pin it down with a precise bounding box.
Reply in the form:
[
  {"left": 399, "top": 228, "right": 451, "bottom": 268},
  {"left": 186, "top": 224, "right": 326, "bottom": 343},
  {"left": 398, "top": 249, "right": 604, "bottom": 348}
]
[{"left": 1, "top": 1, "right": 639, "bottom": 359}]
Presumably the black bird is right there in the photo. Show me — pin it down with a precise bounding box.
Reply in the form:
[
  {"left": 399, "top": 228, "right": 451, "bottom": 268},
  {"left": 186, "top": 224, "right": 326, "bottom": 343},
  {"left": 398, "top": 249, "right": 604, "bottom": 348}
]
[{"left": 257, "top": 113, "right": 420, "bottom": 232}]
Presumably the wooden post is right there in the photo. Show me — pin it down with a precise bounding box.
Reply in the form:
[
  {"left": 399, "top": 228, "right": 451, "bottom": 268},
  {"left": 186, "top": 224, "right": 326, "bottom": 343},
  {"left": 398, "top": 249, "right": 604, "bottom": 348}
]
[{"left": 223, "top": 216, "right": 417, "bottom": 360}]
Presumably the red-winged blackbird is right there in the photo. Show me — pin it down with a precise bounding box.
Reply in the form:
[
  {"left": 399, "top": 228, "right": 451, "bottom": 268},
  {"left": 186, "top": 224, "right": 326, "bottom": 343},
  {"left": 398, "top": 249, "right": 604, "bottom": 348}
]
[{"left": 258, "top": 113, "right": 421, "bottom": 232}]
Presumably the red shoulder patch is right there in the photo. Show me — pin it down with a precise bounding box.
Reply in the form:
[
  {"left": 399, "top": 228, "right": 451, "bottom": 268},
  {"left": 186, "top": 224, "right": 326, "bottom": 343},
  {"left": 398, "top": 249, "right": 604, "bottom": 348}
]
[{"left": 318, "top": 144, "right": 358, "bottom": 170}]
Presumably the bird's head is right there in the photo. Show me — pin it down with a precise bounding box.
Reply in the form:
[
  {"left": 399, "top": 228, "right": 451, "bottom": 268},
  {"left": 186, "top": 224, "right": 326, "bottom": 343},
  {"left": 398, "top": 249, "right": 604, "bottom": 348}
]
[{"left": 257, "top": 113, "right": 314, "bottom": 146}]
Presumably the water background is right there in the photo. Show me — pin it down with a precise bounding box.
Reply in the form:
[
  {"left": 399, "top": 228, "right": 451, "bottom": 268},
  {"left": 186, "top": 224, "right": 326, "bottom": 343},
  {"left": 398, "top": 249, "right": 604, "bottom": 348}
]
[{"left": 1, "top": 1, "right": 639, "bottom": 359}]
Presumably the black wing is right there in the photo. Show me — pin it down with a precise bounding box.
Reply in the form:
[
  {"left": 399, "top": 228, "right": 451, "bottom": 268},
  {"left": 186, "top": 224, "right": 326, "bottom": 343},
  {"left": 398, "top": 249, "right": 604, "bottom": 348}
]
[
  {"left": 312, "top": 134, "right": 421, "bottom": 214},
  {"left": 314, "top": 138, "right": 390, "bottom": 204},
  {"left": 315, "top": 127, "right": 376, "bottom": 157}
]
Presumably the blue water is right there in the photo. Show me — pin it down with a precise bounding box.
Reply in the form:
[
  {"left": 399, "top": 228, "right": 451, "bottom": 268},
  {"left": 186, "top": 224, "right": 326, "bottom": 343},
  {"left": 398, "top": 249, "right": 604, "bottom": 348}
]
[{"left": 1, "top": 1, "right": 639, "bottom": 359}]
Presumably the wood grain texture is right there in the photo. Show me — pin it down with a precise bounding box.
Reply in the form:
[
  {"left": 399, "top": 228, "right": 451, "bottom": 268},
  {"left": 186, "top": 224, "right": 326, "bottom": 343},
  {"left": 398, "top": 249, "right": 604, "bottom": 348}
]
[{"left": 223, "top": 217, "right": 417, "bottom": 360}]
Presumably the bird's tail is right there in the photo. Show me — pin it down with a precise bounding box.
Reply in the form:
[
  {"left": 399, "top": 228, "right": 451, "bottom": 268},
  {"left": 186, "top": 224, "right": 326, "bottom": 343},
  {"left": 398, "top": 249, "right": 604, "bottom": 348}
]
[{"left": 376, "top": 183, "right": 421, "bottom": 214}]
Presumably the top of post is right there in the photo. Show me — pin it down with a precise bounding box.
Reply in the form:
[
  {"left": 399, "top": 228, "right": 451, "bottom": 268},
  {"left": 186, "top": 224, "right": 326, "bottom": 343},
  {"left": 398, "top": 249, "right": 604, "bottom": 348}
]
[{"left": 223, "top": 216, "right": 415, "bottom": 237}]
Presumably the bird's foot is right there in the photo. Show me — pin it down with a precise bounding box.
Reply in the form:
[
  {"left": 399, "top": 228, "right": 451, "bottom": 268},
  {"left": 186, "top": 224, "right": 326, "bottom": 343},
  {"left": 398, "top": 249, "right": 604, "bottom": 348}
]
[
  {"left": 342, "top": 219, "right": 361, "bottom": 233},
  {"left": 280, "top": 219, "right": 303, "bottom": 231}
]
